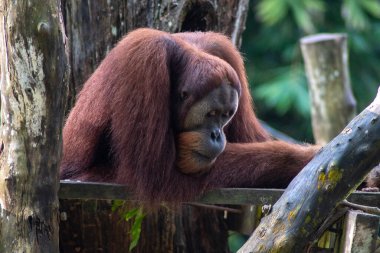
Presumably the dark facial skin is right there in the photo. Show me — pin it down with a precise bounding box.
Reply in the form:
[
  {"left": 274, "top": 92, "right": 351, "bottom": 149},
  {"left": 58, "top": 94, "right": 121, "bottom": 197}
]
[{"left": 176, "top": 83, "right": 239, "bottom": 174}]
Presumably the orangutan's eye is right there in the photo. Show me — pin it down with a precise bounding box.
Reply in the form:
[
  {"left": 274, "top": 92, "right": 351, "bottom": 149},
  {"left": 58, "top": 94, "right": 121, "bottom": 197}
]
[
  {"left": 221, "top": 109, "right": 234, "bottom": 118},
  {"left": 180, "top": 91, "right": 189, "bottom": 101},
  {"left": 207, "top": 110, "right": 217, "bottom": 117}
]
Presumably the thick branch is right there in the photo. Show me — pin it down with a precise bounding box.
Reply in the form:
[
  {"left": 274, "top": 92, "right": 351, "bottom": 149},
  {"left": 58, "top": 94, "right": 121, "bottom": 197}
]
[{"left": 238, "top": 88, "right": 380, "bottom": 253}]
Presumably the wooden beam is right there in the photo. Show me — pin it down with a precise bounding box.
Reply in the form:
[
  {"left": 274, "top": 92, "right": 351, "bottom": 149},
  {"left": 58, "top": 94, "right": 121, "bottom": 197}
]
[
  {"left": 59, "top": 181, "right": 380, "bottom": 207},
  {"left": 59, "top": 181, "right": 132, "bottom": 200}
]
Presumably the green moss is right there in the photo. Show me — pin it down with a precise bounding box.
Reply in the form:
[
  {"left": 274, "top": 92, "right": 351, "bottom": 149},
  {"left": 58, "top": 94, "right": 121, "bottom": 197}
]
[
  {"left": 317, "top": 164, "right": 343, "bottom": 191},
  {"left": 305, "top": 215, "right": 312, "bottom": 224},
  {"left": 327, "top": 168, "right": 343, "bottom": 183},
  {"left": 259, "top": 244, "right": 266, "bottom": 251},
  {"left": 324, "top": 166, "right": 343, "bottom": 190},
  {"left": 318, "top": 172, "right": 325, "bottom": 189},
  {"left": 288, "top": 204, "right": 301, "bottom": 221}
]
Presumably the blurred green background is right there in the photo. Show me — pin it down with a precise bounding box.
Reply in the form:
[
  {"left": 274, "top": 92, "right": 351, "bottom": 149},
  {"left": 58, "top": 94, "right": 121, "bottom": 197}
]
[{"left": 241, "top": 0, "right": 380, "bottom": 143}]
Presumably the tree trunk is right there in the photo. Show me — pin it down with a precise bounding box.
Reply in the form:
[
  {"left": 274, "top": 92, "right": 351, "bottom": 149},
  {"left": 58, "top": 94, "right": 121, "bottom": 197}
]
[
  {"left": 238, "top": 88, "right": 380, "bottom": 252},
  {"left": 0, "top": 1, "right": 69, "bottom": 252},
  {"left": 59, "top": 0, "right": 249, "bottom": 252},
  {"left": 62, "top": 0, "right": 249, "bottom": 111}
]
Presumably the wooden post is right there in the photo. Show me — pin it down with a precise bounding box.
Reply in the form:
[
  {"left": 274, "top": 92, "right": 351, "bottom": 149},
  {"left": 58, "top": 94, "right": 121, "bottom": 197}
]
[
  {"left": 0, "top": 1, "right": 69, "bottom": 252},
  {"left": 340, "top": 211, "right": 379, "bottom": 253},
  {"left": 301, "top": 34, "right": 356, "bottom": 145},
  {"left": 238, "top": 89, "right": 380, "bottom": 252}
]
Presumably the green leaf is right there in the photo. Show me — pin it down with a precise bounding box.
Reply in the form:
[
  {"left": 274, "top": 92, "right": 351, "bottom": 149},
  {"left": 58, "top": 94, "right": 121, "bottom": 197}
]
[
  {"left": 289, "top": 1, "right": 315, "bottom": 33},
  {"left": 360, "top": 0, "right": 380, "bottom": 18},
  {"left": 111, "top": 200, "right": 124, "bottom": 212},
  {"left": 343, "top": 0, "right": 370, "bottom": 30},
  {"left": 304, "top": 0, "right": 325, "bottom": 12},
  {"left": 257, "top": 0, "right": 288, "bottom": 25},
  {"left": 111, "top": 202, "right": 146, "bottom": 251},
  {"left": 128, "top": 209, "right": 145, "bottom": 252},
  {"left": 254, "top": 65, "right": 310, "bottom": 117},
  {"left": 123, "top": 208, "right": 140, "bottom": 221}
]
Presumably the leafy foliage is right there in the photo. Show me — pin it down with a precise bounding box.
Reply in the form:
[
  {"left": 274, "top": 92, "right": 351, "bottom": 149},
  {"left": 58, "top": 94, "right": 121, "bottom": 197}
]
[
  {"left": 112, "top": 200, "right": 145, "bottom": 252},
  {"left": 342, "top": 0, "right": 380, "bottom": 30},
  {"left": 254, "top": 65, "right": 310, "bottom": 117},
  {"left": 257, "top": 0, "right": 325, "bottom": 33},
  {"left": 242, "top": 0, "right": 380, "bottom": 142}
]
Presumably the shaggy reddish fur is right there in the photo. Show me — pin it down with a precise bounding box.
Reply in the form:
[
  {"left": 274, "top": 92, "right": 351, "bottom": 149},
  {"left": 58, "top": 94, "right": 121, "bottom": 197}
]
[{"left": 60, "top": 28, "right": 318, "bottom": 202}]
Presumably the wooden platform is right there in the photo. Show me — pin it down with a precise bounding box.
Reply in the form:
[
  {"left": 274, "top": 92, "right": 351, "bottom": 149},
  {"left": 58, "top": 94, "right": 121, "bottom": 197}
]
[{"left": 59, "top": 180, "right": 380, "bottom": 206}]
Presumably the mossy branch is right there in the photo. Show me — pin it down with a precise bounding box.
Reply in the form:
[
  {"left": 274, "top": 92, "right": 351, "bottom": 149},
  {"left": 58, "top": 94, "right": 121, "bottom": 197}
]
[{"left": 238, "top": 88, "right": 380, "bottom": 253}]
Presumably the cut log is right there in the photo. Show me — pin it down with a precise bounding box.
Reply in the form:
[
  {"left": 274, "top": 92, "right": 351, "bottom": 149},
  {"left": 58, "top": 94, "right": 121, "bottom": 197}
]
[{"left": 301, "top": 34, "right": 356, "bottom": 145}]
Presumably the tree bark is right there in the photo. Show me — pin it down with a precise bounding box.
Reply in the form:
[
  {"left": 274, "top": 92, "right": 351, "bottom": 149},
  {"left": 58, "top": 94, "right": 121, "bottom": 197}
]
[
  {"left": 301, "top": 34, "right": 357, "bottom": 145},
  {"left": 59, "top": 0, "right": 249, "bottom": 252},
  {"left": 0, "top": 1, "right": 69, "bottom": 252},
  {"left": 238, "top": 88, "right": 380, "bottom": 253},
  {"left": 63, "top": 0, "right": 249, "bottom": 110}
]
